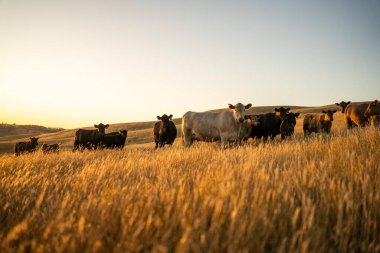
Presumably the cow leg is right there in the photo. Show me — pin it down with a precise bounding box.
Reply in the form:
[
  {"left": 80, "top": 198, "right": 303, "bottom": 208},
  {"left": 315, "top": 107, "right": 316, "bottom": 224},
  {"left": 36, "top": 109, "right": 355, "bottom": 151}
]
[
  {"left": 344, "top": 116, "right": 355, "bottom": 129},
  {"left": 155, "top": 141, "right": 159, "bottom": 149},
  {"left": 182, "top": 128, "right": 193, "bottom": 148}
]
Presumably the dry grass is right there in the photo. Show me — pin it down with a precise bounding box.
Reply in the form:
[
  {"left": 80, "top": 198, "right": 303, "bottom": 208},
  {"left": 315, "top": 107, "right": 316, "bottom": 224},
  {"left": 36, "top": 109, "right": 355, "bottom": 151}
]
[{"left": 0, "top": 126, "right": 379, "bottom": 253}]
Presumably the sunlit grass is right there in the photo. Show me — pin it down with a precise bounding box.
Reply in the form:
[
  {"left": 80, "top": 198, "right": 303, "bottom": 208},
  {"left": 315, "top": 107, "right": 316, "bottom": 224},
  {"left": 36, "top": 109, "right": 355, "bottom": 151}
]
[{"left": 0, "top": 127, "right": 379, "bottom": 252}]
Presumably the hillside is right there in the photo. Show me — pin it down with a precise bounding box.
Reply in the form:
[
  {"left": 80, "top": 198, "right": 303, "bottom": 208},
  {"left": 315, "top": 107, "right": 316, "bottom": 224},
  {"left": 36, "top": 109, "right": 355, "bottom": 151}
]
[{"left": 0, "top": 104, "right": 344, "bottom": 154}]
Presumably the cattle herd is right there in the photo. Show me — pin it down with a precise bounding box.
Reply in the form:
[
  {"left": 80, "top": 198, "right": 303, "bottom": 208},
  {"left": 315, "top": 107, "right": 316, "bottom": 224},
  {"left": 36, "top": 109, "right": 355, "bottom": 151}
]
[{"left": 13, "top": 100, "right": 380, "bottom": 155}]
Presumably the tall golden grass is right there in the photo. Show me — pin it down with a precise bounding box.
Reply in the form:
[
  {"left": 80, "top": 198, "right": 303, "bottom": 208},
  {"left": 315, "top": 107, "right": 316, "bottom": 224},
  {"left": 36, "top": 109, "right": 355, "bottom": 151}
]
[{"left": 0, "top": 127, "right": 379, "bottom": 252}]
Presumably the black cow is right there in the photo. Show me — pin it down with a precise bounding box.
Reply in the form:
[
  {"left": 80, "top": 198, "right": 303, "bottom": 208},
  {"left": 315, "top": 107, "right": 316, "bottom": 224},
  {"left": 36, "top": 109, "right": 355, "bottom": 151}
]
[
  {"left": 101, "top": 130, "right": 128, "bottom": 149},
  {"left": 73, "top": 123, "right": 109, "bottom": 151},
  {"left": 15, "top": 137, "right": 39, "bottom": 156},
  {"left": 154, "top": 114, "right": 177, "bottom": 149},
  {"left": 280, "top": 112, "right": 300, "bottom": 139},
  {"left": 248, "top": 107, "right": 290, "bottom": 141},
  {"left": 42, "top": 143, "right": 60, "bottom": 153}
]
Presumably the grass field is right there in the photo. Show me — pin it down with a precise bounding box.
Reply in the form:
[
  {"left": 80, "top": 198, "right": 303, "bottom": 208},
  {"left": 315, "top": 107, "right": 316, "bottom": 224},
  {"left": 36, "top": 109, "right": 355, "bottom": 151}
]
[
  {"left": 1, "top": 125, "right": 379, "bottom": 252},
  {"left": 1, "top": 103, "right": 379, "bottom": 252}
]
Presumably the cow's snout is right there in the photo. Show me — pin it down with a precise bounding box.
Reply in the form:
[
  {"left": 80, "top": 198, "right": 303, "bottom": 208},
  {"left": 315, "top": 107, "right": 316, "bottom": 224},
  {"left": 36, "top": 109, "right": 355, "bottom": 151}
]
[{"left": 239, "top": 118, "right": 244, "bottom": 123}]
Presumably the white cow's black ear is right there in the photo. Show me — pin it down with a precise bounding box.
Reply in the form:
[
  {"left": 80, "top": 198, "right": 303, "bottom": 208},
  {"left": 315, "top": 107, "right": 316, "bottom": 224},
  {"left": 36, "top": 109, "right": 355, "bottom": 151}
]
[
  {"left": 245, "top": 103, "right": 252, "bottom": 109},
  {"left": 228, "top": 104, "right": 235, "bottom": 109}
]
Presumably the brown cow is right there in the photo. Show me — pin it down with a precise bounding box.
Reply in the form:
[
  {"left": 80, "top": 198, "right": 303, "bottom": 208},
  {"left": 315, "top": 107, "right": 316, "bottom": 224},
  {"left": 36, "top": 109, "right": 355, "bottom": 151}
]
[
  {"left": 303, "top": 110, "right": 337, "bottom": 136},
  {"left": 15, "top": 137, "right": 39, "bottom": 156},
  {"left": 154, "top": 114, "right": 177, "bottom": 149},
  {"left": 364, "top": 100, "right": 380, "bottom": 117},
  {"left": 335, "top": 101, "right": 370, "bottom": 128},
  {"left": 73, "top": 123, "right": 109, "bottom": 151},
  {"left": 42, "top": 143, "right": 60, "bottom": 153}
]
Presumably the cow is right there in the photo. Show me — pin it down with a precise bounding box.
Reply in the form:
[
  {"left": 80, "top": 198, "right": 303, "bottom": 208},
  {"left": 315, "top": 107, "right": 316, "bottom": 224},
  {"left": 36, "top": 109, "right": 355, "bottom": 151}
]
[
  {"left": 42, "top": 143, "right": 59, "bottom": 153},
  {"left": 303, "top": 110, "right": 337, "bottom": 136},
  {"left": 73, "top": 123, "right": 109, "bottom": 151},
  {"left": 248, "top": 107, "right": 291, "bottom": 141},
  {"left": 101, "top": 130, "right": 128, "bottom": 149},
  {"left": 280, "top": 112, "right": 300, "bottom": 139},
  {"left": 335, "top": 101, "right": 370, "bottom": 128},
  {"left": 364, "top": 100, "right": 380, "bottom": 117},
  {"left": 14, "top": 137, "right": 39, "bottom": 156},
  {"left": 181, "top": 103, "right": 253, "bottom": 147},
  {"left": 154, "top": 114, "right": 177, "bottom": 149}
]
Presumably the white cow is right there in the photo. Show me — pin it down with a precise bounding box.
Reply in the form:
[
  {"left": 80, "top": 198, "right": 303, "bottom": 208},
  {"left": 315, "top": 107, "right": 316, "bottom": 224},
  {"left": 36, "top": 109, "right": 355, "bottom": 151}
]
[{"left": 181, "top": 103, "right": 257, "bottom": 147}]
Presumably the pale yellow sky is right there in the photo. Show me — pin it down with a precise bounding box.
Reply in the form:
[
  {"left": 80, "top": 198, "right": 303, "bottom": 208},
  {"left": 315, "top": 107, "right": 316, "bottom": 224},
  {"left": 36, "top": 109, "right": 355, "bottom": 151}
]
[{"left": 1, "top": 0, "right": 379, "bottom": 128}]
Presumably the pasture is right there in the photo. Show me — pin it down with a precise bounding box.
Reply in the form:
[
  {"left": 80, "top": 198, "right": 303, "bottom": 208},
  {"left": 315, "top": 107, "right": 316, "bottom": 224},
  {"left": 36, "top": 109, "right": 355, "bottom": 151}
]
[{"left": 0, "top": 104, "right": 379, "bottom": 252}]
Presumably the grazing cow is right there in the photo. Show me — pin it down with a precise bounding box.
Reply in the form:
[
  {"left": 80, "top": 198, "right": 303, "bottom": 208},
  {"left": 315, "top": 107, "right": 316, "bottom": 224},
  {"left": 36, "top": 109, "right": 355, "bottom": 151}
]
[
  {"left": 280, "top": 112, "right": 300, "bottom": 139},
  {"left": 73, "top": 123, "right": 109, "bottom": 151},
  {"left": 182, "top": 103, "right": 253, "bottom": 147},
  {"left": 154, "top": 114, "right": 177, "bottom": 149},
  {"left": 101, "top": 130, "right": 128, "bottom": 149},
  {"left": 335, "top": 101, "right": 370, "bottom": 128},
  {"left": 248, "top": 107, "right": 291, "bottom": 141},
  {"left": 14, "top": 137, "right": 39, "bottom": 156},
  {"left": 303, "top": 110, "right": 337, "bottom": 136},
  {"left": 42, "top": 143, "right": 59, "bottom": 153}
]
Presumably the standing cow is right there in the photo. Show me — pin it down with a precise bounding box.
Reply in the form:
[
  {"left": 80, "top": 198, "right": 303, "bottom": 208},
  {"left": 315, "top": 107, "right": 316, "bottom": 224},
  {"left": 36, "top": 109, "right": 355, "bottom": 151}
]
[
  {"left": 101, "top": 130, "right": 128, "bottom": 149},
  {"left": 248, "top": 107, "right": 291, "bottom": 141},
  {"left": 280, "top": 112, "right": 300, "bottom": 139},
  {"left": 14, "top": 137, "right": 39, "bottom": 156},
  {"left": 303, "top": 110, "right": 337, "bottom": 136},
  {"left": 73, "top": 123, "right": 109, "bottom": 151},
  {"left": 181, "top": 103, "right": 253, "bottom": 147},
  {"left": 154, "top": 114, "right": 177, "bottom": 149},
  {"left": 335, "top": 101, "right": 370, "bottom": 128},
  {"left": 364, "top": 100, "right": 380, "bottom": 127}
]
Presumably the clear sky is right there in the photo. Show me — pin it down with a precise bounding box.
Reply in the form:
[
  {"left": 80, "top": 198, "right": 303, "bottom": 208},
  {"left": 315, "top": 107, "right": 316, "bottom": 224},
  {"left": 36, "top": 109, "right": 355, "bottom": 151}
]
[{"left": 1, "top": 0, "right": 379, "bottom": 128}]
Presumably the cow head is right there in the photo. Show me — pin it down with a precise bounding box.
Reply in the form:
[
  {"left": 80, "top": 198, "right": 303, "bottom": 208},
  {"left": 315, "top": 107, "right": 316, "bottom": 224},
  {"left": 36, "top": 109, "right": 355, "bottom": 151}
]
[
  {"left": 157, "top": 114, "right": 173, "bottom": 133},
  {"left": 335, "top": 101, "right": 351, "bottom": 113},
  {"left": 119, "top": 130, "right": 128, "bottom": 137},
  {"left": 364, "top": 100, "right": 380, "bottom": 117},
  {"left": 274, "top": 107, "right": 290, "bottom": 120},
  {"left": 286, "top": 112, "right": 300, "bottom": 126},
  {"left": 94, "top": 123, "right": 109, "bottom": 135},
  {"left": 30, "top": 137, "right": 39, "bottom": 146},
  {"left": 322, "top": 110, "right": 337, "bottom": 122},
  {"left": 228, "top": 103, "right": 252, "bottom": 123},
  {"left": 244, "top": 115, "right": 261, "bottom": 126}
]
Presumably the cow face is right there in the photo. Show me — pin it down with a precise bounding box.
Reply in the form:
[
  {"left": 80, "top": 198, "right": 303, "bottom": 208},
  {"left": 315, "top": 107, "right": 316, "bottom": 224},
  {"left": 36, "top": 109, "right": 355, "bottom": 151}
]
[
  {"left": 157, "top": 114, "right": 173, "bottom": 133},
  {"left": 245, "top": 115, "right": 261, "bottom": 126},
  {"left": 30, "top": 137, "right": 39, "bottom": 146},
  {"left": 286, "top": 112, "right": 300, "bottom": 126},
  {"left": 335, "top": 101, "right": 351, "bottom": 113},
  {"left": 228, "top": 103, "right": 252, "bottom": 123},
  {"left": 322, "top": 110, "right": 337, "bottom": 121},
  {"left": 94, "top": 123, "right": 109, "bottom": 134},
  {"left": 274, "top": 107, "right": 290, "bottom": 120},
  {"left": 364, "top": 100, "right": 380, "bottom": 117},
  {"left": 119, "top": 130, "right": 128, "bottom": 137}
]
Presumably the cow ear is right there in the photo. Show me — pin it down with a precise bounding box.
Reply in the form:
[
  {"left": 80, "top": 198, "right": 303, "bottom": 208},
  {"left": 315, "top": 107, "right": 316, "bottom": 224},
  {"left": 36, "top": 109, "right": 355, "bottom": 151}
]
[
  {"left": 374, "top": 100, "right": 378, "bottom": 104},
  {"left": 295, "top": 113, "right": 300, "bottom": 117},
  {"left": 169, "top": 114, "right": 173, "bottom": 119},
  {"left": 347, "top": 101, "right": 351, "bottom": 104},
  {"left": 105, "top": 124, "right": 109, "bottom": 128},
  {"left": 94, "top": 124, "right": 98, "bottom": 128},
  {"left": 157, "top": 116, "right": 161, "bottom": 120},
  {"left": 228, "top": 104, "right": 235, "bottom": 109},
  {"left": 274, "top": 108, "right": 279, "bottom": 112},
  {"left": 332, "top": 110, "right": 337, "bottom": 113},
  {"left": 335, "top": 103, "right": 340, "bottom": 106},
  {"left": 245, "top": 103, "right": 252, "bottom": 109},
  {"left": 322, "top": 110, "right": 326, "bottom": 114},
  {"left": 286, "top": 107, "right": 291, "bottom": 111}
]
